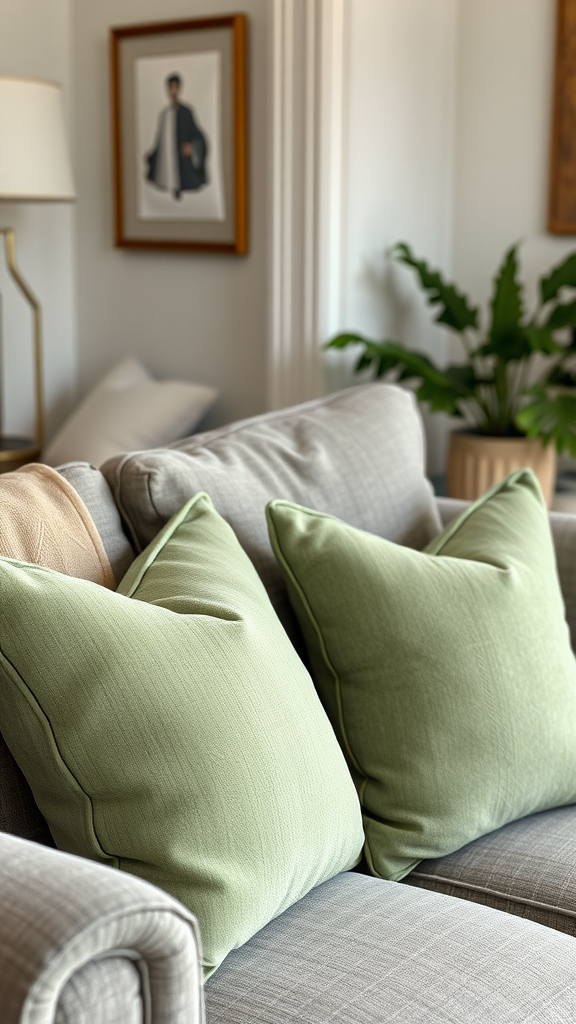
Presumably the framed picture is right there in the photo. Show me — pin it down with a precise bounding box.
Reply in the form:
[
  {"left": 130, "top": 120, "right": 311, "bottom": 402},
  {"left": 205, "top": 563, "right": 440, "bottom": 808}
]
[
  {"left": 110, "top": 14, "right": 248, "bottom": 253},
  {"left": 549, "top": 0, "right": 576, "bottom": 233}
]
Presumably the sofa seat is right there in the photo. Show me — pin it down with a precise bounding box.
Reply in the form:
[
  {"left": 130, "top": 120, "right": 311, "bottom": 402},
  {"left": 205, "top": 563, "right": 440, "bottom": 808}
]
[
  {"left": 404, "top": 804, "right": 576, "bottom": 937},
  {"left": 205, "top": 871, "right": 576, "bottom": 1024}
]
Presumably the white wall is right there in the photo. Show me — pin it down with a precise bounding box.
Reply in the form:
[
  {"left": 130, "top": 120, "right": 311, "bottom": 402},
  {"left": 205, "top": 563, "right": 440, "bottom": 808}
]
[
  {"left": 2, "top": 0, "right": 564, "bottom": 466},
  {"left": 72, "top": 0, "right": 270, "bottom": 431},
  {"left": 326, "top": 0, "right": 458, "bottom": 473},
  {"left": 452, "top": 0, "right": 569, "bottom": 330},
  {"left": 452, "top": 0, "right": 576, "bottom": 469},
  {"left": 326, "top": 0, "right": 573, "bottom": 474},
  {"left": 0, "top": 0, "right": 76, "bottom": 441}
]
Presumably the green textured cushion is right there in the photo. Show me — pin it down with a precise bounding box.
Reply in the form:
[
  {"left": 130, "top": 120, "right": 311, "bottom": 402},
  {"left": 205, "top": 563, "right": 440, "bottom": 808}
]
[
  {"left": 266, "top": 470, "right": 576, "bottom": 881},
  {"left": 0, "top": 493, "right": 363, "bottom": 975}
]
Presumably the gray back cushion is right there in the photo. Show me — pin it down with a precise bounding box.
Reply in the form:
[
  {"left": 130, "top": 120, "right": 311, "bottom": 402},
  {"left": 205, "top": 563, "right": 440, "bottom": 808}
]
[
  {"left": 102, "top": 384, "right": 441, "bottom": 644},
  {"left": 57, "top": 462, "right": 136, "bottom": 583}
]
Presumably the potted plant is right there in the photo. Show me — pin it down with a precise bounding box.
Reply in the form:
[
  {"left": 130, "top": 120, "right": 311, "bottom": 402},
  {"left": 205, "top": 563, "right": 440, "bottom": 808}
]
[{"left": 325, "top": 242, "right": 576, "bottom": 505}]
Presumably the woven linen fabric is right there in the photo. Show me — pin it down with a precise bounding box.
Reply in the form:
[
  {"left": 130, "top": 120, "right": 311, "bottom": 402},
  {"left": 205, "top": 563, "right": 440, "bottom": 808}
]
[
  {"left": 436, "top": 496, "right": 576, "bottom": 652},
  {"left": 404, "top": 803, "right": 576, "bottom": 936},
  {"left": 0, "top": 493, "right": 363, "bottom": 977},
  {"left": 0, "top": 463, "right": 115, "bottom": 586},
  {"left": 55, "top": 959, "right": 142, "bottom": 1024},
  {"left": 205, "top": 871, "right": 576, "bottom": 1024},
  {"left": 57, "top": 462, "right": 136, "bottom": 582},
  {"left": 267, "top": 469, "right": 576, "bottom": 881},
  {"left": 101, "top": 383, "right": 441, "bottom": 647},
  {"left": 0, "top": 831, "right": 203, "bottom": 1024}
]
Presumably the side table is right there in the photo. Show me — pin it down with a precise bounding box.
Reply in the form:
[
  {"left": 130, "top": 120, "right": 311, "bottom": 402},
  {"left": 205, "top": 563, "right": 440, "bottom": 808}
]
[{"left": 0, "top": 437, "right": 40, "bottom": 474}]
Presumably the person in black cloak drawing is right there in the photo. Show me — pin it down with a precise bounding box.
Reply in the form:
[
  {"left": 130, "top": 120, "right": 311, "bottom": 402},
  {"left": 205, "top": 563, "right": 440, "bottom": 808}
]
[{"left": 145, "top": 73, "right": 208, "bottom": 199}]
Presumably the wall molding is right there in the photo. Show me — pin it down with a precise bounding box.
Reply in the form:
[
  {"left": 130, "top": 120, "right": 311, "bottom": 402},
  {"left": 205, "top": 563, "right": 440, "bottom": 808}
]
[{"left": 268, "top": 0, "right": 347, "bottom": 410}]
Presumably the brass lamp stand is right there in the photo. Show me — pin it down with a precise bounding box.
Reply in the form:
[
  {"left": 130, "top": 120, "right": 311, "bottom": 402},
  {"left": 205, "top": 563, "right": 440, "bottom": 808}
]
[
  {"left": 0, "top": 228, "right": 43, "bottom": 472},
  {"left": 0, "top": 75, "right": 76, "bottom": 474}
]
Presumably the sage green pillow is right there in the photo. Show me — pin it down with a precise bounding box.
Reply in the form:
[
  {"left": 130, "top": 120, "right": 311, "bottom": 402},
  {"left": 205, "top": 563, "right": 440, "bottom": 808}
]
[
  {"left": 266, "top": 470, "right": 576, "bottom": 881},
  {"left": 0, "top": 493, "right": 363, "bottom": 976}
]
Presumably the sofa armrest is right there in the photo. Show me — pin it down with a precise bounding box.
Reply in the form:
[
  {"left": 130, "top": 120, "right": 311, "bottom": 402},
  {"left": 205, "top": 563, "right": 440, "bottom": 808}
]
[
  {"left": 434, "top": 496, "right": 469, "bottom": 528},
  {"left": 547, "top": 509, "right": 576, "bottom": 651},
  {"left": 435, "top": 497, "right": 576, "bottom": 650},
  {"left": 0, "top": 832, "right": 204, "bottom": 1024}
]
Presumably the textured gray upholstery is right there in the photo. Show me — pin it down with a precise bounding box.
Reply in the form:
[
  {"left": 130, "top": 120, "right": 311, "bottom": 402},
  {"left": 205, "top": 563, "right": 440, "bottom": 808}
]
[
  {"left": 435, "top": 495, "right": 469, "bottom": 525},
  {"left": 405, "top": 805, "right": 576, "bottom": 936},
  {"left": 102, "top": 384, "right": 442, "bottom": 645},
  {"left": 57, "top": 461, "right": 135, "bottom": 582},
  {"left": 547, "top": 508, "right": 576, "bottom": 650},
  {"left": 0, "top": 832, "right": 204, "bottom": 1024},
  {"left": 206, "top": 871, "right": 576, "bottom": 1023},
  {"left": 55, "top": 960, "right": 142, "bottom": 1024}
]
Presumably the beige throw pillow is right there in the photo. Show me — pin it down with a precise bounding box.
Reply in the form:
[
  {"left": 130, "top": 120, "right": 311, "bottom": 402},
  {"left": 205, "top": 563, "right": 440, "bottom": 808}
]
[{"left": 0, "top": 463, "right": 115, "bottom": 587}]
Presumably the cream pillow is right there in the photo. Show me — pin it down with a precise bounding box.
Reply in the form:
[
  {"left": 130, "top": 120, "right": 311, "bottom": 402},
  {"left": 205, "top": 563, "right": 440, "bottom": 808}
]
[
  {"left": 43, "top": 358, "right": 217, "bottom": 467},
  {"left": 0, "top": 463, "right": 115, "bottom": 588}
]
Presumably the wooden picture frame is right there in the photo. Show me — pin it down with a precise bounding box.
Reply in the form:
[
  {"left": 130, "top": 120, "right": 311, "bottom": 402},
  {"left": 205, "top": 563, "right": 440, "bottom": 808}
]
[
  {"left": 110, "top": 15, "right": 248, "bottom": 253},
  {"left": 549, "top": 0, "right": 576, "bottom": 233}
]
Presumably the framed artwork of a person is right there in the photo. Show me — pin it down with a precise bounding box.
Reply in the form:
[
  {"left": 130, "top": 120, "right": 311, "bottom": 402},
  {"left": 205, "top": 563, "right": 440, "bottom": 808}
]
[
  {"left": 111, "top": 13, "right": 247, "bottom": 251},
  {"left": 145, "top": 73, "right": 209, "bottom": 199}
]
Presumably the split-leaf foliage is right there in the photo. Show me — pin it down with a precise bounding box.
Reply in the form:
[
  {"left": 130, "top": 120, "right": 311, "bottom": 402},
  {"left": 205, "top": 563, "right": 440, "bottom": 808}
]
[{"left": 326, "top": 242, "right": 576, "bottom": 455}]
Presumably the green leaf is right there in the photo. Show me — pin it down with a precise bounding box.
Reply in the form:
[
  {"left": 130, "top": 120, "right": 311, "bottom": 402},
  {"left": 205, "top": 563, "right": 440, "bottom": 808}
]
[
  {"left": 539, "top": 330, "right": 576, "bottom": 384},
  {"left": 416, "top": 364, "right": 480, "bottom": 417},
  {"left": 324, "top": 337, "right": 442, "bottom": 383},
  {"left": 544, "top": 367, "right": 576, "bottom": 387},
  {"left": 326, "top": 327, "right": 484, "bottom": 416},
  {"left": 390, "top": 243, "right": 479, "bottom": 333},
  {"left": 524, "top": 326, "right": 564, "bottom": 355},
  {"left": 484, "top": 245, "right": 525, "bottom": 360},
  {"left": 324, "top": 335, "right": 478, "bottom": 414},
  {"left": 416, "top": 380, "right": 461, "bottom": 416},
  {"left": 545, "top": 299, "right": 576, "bottom": 330},
  {"left": 540, "top": 253, "right": 576, "bottom": 304},
  {"left": 516, "top": 386, "right": 576, "bottom": 456},
  {"left": 325, "top": 332, "right": 370, "bottom": 350},
  {"left": 477, "top": 332, "right": 532, "bottom": 361},
  {"left": 354, "top": 353, "right": 374, "bottom": 373},
  {"left": 391, "top": 347, "right": 449, "bottom": 385},
  {"left": 360, "top": 340, "right": 412, "bottom": 379},
  {"left": 444, "top": 364, "right": 485, "bottom": 391}
]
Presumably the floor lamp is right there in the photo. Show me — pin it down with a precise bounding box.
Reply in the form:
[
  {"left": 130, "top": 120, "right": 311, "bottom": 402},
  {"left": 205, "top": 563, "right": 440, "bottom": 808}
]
[{"left": 0, "top": 76, "right": 75, "bottom": 472}]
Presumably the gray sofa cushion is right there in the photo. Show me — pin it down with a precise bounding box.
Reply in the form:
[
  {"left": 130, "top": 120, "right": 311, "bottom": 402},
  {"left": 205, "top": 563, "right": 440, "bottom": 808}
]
[
  {"left": 102, "top": 384, "right": 441, "bottom": 644},
  {"left": 205, "top": 871, "right": 576, "bottom": 1023},
  {"left": 404, "top": 804, "right": 576, "bottom": 937},
  {"left": 57, "top": 462, "right": 135, "bottom": 583}
]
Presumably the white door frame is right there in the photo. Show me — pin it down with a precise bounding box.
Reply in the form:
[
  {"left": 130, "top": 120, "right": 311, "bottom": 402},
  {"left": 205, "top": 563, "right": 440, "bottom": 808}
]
[{"left": 268, "top": 0, "right": 348, "bottom": 410}]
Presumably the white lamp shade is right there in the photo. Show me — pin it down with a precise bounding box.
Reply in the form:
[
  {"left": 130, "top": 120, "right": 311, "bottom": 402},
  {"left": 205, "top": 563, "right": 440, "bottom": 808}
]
[{"left": 0, "top": 77, "right": 75, "bottom": 200}]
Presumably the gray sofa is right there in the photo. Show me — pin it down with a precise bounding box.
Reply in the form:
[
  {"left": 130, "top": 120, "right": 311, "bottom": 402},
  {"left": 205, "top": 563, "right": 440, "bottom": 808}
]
[{"left": 2, "top": 382, "right": 576, "bottom": 1022}]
